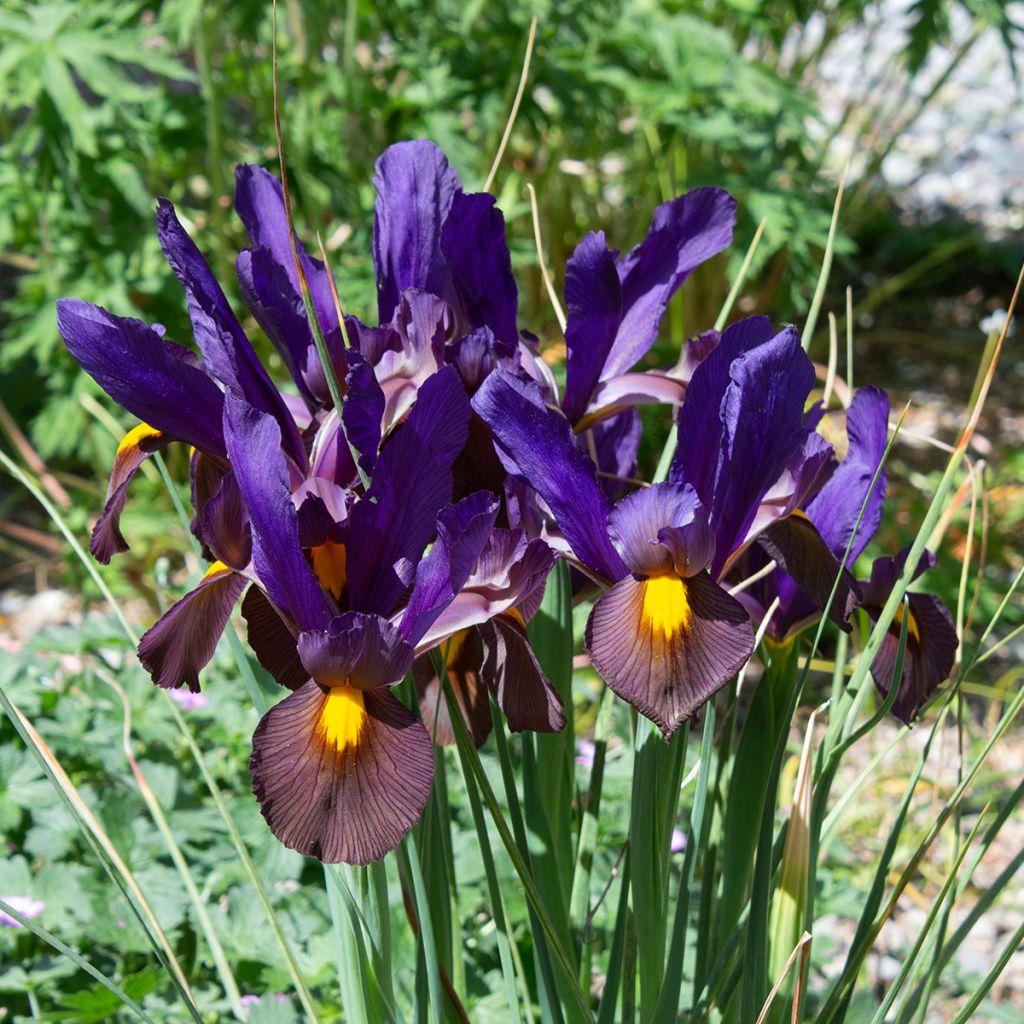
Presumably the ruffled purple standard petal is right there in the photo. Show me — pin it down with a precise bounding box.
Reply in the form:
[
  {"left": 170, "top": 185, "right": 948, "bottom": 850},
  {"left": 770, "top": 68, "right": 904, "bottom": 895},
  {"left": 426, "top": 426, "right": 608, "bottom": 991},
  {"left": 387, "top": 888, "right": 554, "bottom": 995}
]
[
  {"left": 223, "top": 390, "right": 332, "bottom": 631},
  {"left": 411, "top": 531, "right": 555, "bottom": 652},
  {"left": 234, "top": 164, "right": 340, "bottom": 342},
  {"left": 604, "top": 187, "right": 736, "bottom": 379},
  {"left": 440, "top": 191, "right": 519, "bottom": 347},
  {"left": 237, "top": 247, "right": 319, "bottom": 405},
  {"left": 472, "top": 370, "right": 628, "bottom": 584},
  {"left": 586, "top": 571, "right": 754, "bottom": 737},
  {"left": 138, "top": 563, "right": 247, "bottom": 691},
  {"left": 156, "top": 199, "right": 306, "bottom": 468},
  {"left": 297, "top": 613, "right": 414, "bottom": 691},
  {"left": 342, "top": 353, "right": 385, "bottom": 476},
  {"left": 805, "top": 386, "right": 890, "bottom": 564},
  {"left": 608, "top": 483, "right": 715, "bottom": 578},
  {"left": 671, "top": 319, "right": 815, "bottom": 575},
  {"left": 56, "top": 300, "right": 225, "bottom": 456},
  {"left": 250, "top": 679, "right": 434, "bottom": 864},
  {"left": 401, "top": 492, "right": 500, "bottom": 645},
  {"left": 447, "top": 326, "right": 519, "bottom": 392},
  {"left": 88, "top": 424, "right": 171, "bottom": 563},
  {"left": 346, "top": 366, "right": 471, "bottom": 615},
  {"left": 562, "top": 232, "right": 623, "bottom": 423},
  {"left": 373, "top": 140, "right": 462, "bottom": 323},
  {"left": 241, "top": 586, "right": 308, "bottom": 690}
]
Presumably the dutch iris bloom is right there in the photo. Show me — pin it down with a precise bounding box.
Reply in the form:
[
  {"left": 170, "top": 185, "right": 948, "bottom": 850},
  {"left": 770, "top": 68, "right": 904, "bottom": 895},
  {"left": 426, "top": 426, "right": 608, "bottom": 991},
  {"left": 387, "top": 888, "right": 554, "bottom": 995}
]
[
  {"left": 475, "top": 314, "right": 863, "bottom": 737},
  {"left": 738, "top": 386, "right": 957, "bottom": 721},
  {"left": 57, "top": 139, "right": 571, "bottom": 864}
]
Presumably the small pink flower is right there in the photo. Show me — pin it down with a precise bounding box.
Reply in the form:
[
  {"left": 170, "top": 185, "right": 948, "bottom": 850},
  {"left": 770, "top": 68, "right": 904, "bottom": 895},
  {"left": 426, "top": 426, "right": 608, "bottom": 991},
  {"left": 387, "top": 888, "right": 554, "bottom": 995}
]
[
  {"left": 670, "top": 829, "right": 687, "bottom": 854},
  {"left": 0, "top": 637, "right": 23, "bottom": 655},
  {"left": 240, "top": 995, "right": 261, "bottom": 1008},
  {"left": 169, "top": 689, "right": 209, "bottom": 710},
  {"left": 575, "top": 739, "right": 596, "bottom": 768},
  {"left": 0, "top": 895, "right": 44, "bottom": 927}
]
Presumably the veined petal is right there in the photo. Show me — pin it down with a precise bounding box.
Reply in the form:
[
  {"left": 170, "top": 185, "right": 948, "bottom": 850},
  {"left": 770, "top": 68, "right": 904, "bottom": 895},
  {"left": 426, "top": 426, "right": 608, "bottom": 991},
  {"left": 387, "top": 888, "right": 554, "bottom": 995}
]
[
  {"left": 90, "top": 424, "right": 171, "bottom": 563},
  {"left": 346, "top": 366, "right": 471, "bottom": 615},
  {"left": 870, "top": 593, "right": 957, "bottom": 724},
  {"left": 198, "top": 470, "right": 251, "bottom": 570},
  {"left": 241, "top": 586, "right": 308, "bottom": 690},
  {"left": 414, "top": 629, "right": 492, "bottom": 747},
  {"left": 250, "top": 680, "right": 434, "bottom": 864},
  {"left": 223, "top": 390, "right": 333, "bottom": 631},
  {"left": 440, "top": 192, "right": 519, "bottom": 347},
  {"left": 156, "top": 199, "right": 306, "bottom": 468},
  {"left": 138, "top": 563, "right": 246, "bottom": 691},
  {"left": 672, "top": 319, "right": 815, "bottom": 574},
  {"left": 605, "top": 187, "right": 736, "bottom": 378},
  {"left": 756, "top": 513, "right": 860, "bottom": 631},
  {"left": 586, "top": 572, "right": 754, "bottom": 737},
  {"left": 479, "top": 614, "right": 565, "bottom": 735},
  {"left": 373, "top": 140, "right": 461, "bottom": 323},
  {"left": 56, "top": 300, "right": 225, "bottom": 456},
  {"left": 472, "top": 370, "right": 628, "bottom": 584},
  {"left": 401, "top": 492, "right": 500, "bottom": 645}
]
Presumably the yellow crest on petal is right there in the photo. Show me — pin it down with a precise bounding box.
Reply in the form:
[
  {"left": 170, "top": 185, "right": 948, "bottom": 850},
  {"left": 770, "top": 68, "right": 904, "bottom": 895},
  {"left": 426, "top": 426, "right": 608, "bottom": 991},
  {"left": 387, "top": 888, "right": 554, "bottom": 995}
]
[
  {"left": 318, "top": 685, "right": 367, "bottom": 751},
  {"left": 641, "top": 575, "right": 692, "bottom": 639},
  {"left": 311, "top": 539, "right": 347, "bottom": 600},
  {"left": 117, "top": 422, "right": 162, "bottom": 454}
]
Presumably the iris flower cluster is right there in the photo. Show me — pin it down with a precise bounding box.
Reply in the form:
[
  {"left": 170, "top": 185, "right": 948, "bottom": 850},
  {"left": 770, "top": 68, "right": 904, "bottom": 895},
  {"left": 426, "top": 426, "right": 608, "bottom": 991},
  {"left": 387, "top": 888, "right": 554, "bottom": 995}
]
[{"left": 56, "top": 140, "right": 957, "bottom": 865}]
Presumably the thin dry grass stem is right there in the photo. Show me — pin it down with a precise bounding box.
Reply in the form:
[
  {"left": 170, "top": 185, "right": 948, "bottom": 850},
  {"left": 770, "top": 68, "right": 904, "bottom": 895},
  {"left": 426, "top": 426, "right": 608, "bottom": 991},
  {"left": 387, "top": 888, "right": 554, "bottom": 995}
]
[
  {"left": 8, "top": 697, "right": 196, "bottom": 1005},
  {"left": 0, "top": 398, "right": 71, "bottom": 509},
  {"left": 736, "top": 595, "right": 781, "bottom": 702},
  {"left": 823, "top": 312, "right": 839, "bottom": 408},
  {"left": 928, "top": 459, "right": 984, "bottom": 555},
  {"left": 814, "top": 364, "right": 852, "bottom": 408},
  {"left": 728, "top": 559, "right": 778, "bottom": 596},
  {"left": 483, "top": 17, "right": 538, "bottom": 194},
  {"left": 95, "top": 667, "right": 245, "bottom": 1020},
  {"left": 954, "top": 460, "right": 980, "bottom": 666},
  {"left": 792, "top": 936, "right": 813, "bottom": 1024},
  {"left": 526, "top": 182, "right": 566, "bottom": 332},
  {"left": 964, "top": 469, "right": 990, "bottom": 643},
  {"left": 316, "top": 230, "right": 347, "bottom": 335},
  {"left": 845, "top": 287, "right": 854, "bottom": 397},
  {"left": 755, "top": 932, "right": 813, "bottom": 1024},
  {"left": 582, "top": 839, "right": 628, "bottom": 943},
  {"left": 956, "top": 260, "right": 1023, "bottom": 455}
]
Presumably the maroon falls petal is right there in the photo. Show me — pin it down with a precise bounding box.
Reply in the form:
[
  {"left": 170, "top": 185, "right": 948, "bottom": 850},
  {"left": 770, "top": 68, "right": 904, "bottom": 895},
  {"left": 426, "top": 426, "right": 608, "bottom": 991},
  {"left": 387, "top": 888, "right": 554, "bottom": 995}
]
[
  {"left": 756, "top": 513, "right": 860, "bottom": 631},
  {"left": 479, "top": 614, "right": 565, "bottom": 736},
  {"left": 586, "top": 572, "right": 754, "bottom": 738},
  {"left": 90, "top": 424, "right": 171, "bottom": 564},
  {"left": 249, "top": 680, "right": 435, "bottom": 864},
  {"left": 138, "top": 563, "right": 247, "bottom": 692},
  {"left": 240, "top": 586, "right": 309, "bottom": 691},
  {"left": 414, "top": 628, "right": 492, "bottom": 747},
  {"left": 870, "top": 593, "right": 957, "bottom": 724}
]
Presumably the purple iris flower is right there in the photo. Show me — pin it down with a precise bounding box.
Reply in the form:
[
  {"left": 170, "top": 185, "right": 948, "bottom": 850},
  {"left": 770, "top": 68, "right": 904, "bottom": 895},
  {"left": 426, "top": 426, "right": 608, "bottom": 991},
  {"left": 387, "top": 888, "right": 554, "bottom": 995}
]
[
  {"left": 474, "top": 370, "right": 755, "bottom": 738},
  {"left": 737, "top": 386, "right": 957, "bottom": 721}
]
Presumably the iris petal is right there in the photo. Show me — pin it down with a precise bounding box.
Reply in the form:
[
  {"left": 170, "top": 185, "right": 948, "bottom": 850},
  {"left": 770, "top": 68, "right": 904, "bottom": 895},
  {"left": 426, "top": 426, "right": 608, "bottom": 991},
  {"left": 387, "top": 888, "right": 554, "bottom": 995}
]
[
  {"left": 138, "top": 563, "right": 247, "bottom": 691},
  {"left": 586, "top": 572, "right": 754, "bottom": 737},
  {"left": 250, "top": 680, "right": 434, "bottom": 864}
]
